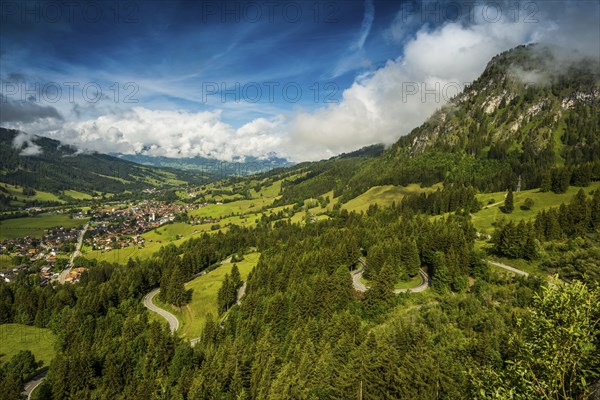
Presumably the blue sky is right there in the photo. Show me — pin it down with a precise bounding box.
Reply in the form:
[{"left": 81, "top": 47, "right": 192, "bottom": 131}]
[
  {"left": 1, "top": 0, "right": 599, "bottom": 161},
  {"left": 2, "top": 0, "right": 399, "bottom": 123}
]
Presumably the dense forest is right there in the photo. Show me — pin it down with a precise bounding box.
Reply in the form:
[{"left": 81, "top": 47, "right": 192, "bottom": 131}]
[{"left": 1, "top": 198, "right": 599, "bottom": 399}]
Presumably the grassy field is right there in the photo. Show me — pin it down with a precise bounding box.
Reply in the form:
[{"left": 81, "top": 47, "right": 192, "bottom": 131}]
[
  {"left": 342, "top": 183, "right": 441, "bottom": 213},
  {"left": 63, "top": 190, "right": 94, "bottom": 200},
  {"left": 83, "top": 222, "right": 215, "bottom": 263},
  {"left": 191, "top": 180, "right": 283, "bottom": 219},
  {"left": 91, "top": 172, "right": 131, "bottom": 184},
  {"left": 473, "top": 182, "right": 600, "bottom": 234},
  {"left": 251, "top": 180, "right": 282, "bottom": 199},
  {"left": 289, "top": 211, "right": 330, "bottom": 225},
  {"left": 393, "top": 274, "right": 423, "bottom": 290},
  {"left": 163, "top": 252, "right": 261, "bottom": 341},
  {"left": 0, "top": 214, "right": 89, "bottom": 240},
  {"left": 0, "top": 183, "right": 63, "bottom": 203},
  {"left": 0, "top": 324, "right": 57, "bottom": 367},
  {"left": 190, "top": 196, "right": 279, "bottom": 219}
]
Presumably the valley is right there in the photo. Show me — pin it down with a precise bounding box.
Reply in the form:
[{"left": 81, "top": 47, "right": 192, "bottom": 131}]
[{"left": 1, "top": 42, "right": 599, "bottom": 400}]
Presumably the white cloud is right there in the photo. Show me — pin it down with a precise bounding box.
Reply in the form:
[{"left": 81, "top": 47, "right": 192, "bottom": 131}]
[
  {"left": 4, "top": 2, "right": 598, "bottom": 163},
  {"left": 282, "top": 1, "right": 599, "bottom": 161},
  {"left": 356, "top": 0, "right": 375, "bottom": 50},
  {"left": 284, "top": 18, "right": 538, "bottom": 160},
  {"left": 12, "top": 131, "right": 43, "bottom": 156},
  {"left": 31, "top": 107, "right": 285, "bottom": 162}
]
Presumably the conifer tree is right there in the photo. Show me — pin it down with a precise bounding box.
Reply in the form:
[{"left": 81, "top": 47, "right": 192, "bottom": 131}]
[
  {"left": 503, "top": 188, "right": 514, "bottom": 214},
  {"left": 167, "top": 265, "right": 187, "bottom": 307},
  {"left": 431, "top": 251, "right": 450, "bottom": 292},
  {"left": 401, "top": 239, "right": 421, "bottom": 277}
]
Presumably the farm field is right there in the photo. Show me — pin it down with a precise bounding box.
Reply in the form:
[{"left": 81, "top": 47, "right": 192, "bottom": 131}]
[
  {"left": 0, "top": 214, "right": 89, "bottom": 240},
  {"left": 0, "top": 323, "right": 57, "bottom": 367},
  {"left": 159, "top": 252, "right": 261, "bottom": 341},
  {"left": 63, "top": 190, "right": 94, "bottom": 200},
  {"left": 190, "top": 181, "right": 283, "bottom": 219},
  {"left": 83, "top": 222, "right": 215, "bottom": 263},
  {"left": 0, "top": 183, "right": 63, "bottom": 203},
  {"left": 342, "top": 183, "right": 442, "bottom": 213}
]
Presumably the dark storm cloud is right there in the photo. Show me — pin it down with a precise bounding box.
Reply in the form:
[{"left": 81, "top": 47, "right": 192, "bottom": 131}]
[{"left": 0, "top": 95, "right": 64, "bottom": 123}]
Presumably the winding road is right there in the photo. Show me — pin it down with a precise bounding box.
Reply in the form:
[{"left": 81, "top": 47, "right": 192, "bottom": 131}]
[
  {"left": 486, "top": 260, "right": 529, "bottom": 277},
  {"left": 143, "top": 288, "right": 179, "bottom": 333},
  {"left": 351, "top": 258, "right": 430, "bottom": 294},
  {"left": 236, "top": 282, "right": 247, "bottom": 305},
  {"left": 22, "top": 370, "right": 47, "bottom": 400},
  {"left": 143, "top": 254, "right": 248, "bottom": 343},
  {"left": 352, "top": 256, "right": 535, "bottom": 294}
]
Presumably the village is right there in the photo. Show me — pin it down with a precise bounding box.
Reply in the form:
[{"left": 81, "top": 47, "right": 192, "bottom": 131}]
[{"left": 0, "top": 200, "right": 209, "bottom": 284}]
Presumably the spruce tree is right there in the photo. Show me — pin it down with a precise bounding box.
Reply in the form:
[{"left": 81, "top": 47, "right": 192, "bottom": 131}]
[
  {"left": 168, "top": 265, "right": 186, "bottom": 307},
  {"left": 503, "top": 188, "right": 514, "bottom": 214},
  {"left": 231, "top": 264, "right": 242, "bottom": 289},
  {"left": 401, "top": 239, "right": 421, "bottom": 277},
  {"left": 431, "top": 251, "right": 450, "bottom": 293},
  {"left": 540, "top": 172, "right": 552, "bottom": 192}
]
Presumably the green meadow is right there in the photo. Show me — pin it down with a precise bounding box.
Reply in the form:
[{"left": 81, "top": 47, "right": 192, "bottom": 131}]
[
  {"left": 472, "top": 182, "right": 600, "bottom": 234},
  {"left": 342, "top": 183, "right": 442, "bottom": 213},
  {"left": 0, "top": 183, "right": 63, "bottom": 203},
  {"left": 158, "top": 252, "right": 261, "bottom": 341},
  {"left": 0, "top": 214, "right": 89, "bottom": 240},
  {"left": 0, "top": 323, "right": 57, "bottom": 367},
  {"left": 62, "top": 190, "right": 94, "bottom": 200},
  {"left": 83, "top": 222, "right": 215, "bottom": 263}
]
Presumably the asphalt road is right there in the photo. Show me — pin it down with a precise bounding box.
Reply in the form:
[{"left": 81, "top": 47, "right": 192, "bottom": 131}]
[
  {"left": 236, "top": 281, "right": 247, "bottom": 305},
  {"left": 143, "top": 288, "right": 179, "bottom": 333},
  {"left": 351, "top": 258, "right": 430, "bottom": 294},
  {"left": 486, "top": 260, "right": 529, "bottom": 276},
  {"left": 22, "top": 370, "right": 47, "bottom": 400}
]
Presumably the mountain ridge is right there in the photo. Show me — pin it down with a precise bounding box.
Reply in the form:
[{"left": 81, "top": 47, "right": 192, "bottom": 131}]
[{"left": 0, "top": 128, "right": 208, "bottom": 195}]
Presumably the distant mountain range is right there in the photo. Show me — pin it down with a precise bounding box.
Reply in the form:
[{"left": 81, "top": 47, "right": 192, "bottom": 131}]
[
  {"left": 114, "top": 153, "right": 293, "bottom": 176},
  {"left": 0, "top": 128, "right": 293, "bottom": 196}
]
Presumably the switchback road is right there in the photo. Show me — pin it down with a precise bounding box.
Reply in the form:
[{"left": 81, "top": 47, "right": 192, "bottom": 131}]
[
  {"left": 22, "top": 370, "right": 47, "bottom": 400},
  {"left": 351, "top": 258, "right": 430, "bottom": 294},
  {"left": 143, "top": 288, "right": 179, "bottom": 333}
]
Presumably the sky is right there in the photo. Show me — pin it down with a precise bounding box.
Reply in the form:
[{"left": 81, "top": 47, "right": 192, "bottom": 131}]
[{"left": 1, "top": 0, "right": 599, "bottom": 162}]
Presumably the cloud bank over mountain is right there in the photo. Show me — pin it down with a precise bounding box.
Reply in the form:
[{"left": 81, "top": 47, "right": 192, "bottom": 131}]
[{"left": 1, "top": 1, "right": 598, "bottom": 162}]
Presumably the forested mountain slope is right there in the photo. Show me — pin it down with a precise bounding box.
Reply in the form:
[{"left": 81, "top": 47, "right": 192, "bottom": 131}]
[
  {"left": 0, "top": 128, "right": 207, "bottom": 194},
  {"left": 273, "top": 44, "right": 600, "bottom": 204}
]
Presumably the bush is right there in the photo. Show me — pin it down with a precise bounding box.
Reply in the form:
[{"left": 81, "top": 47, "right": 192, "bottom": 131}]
[{"left": 520, "top": 198, "right": 535, "bottom": 211}]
